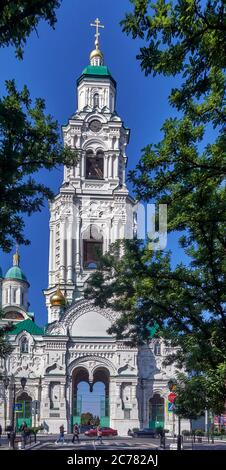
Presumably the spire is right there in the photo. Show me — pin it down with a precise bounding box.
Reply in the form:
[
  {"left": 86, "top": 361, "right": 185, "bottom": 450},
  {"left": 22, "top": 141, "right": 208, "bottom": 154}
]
[
  {"left": 90, "top": 18, "right": 104, "bottom": 66},
  {"left": 13, "top": 244, "right": 20, "bottom": 267}
]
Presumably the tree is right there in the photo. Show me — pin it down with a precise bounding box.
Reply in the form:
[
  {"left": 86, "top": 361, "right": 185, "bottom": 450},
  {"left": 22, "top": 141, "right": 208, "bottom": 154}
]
[
  {"left": 174, "top": 370, "right": 226, "bottom": 421},
  {"left": 81, "top": 412, "right": 94, "bottom": 425},
  {"left": 0, "top": 1, "right": 75, "bottom": 363},
  {"left": 0, "top": 80, "right": 77, "bottom": 252},
  {"left": 0, "top": 1, "right": 77, "bottom": 252},
  {"left": 86, "top": 1, "right": 226, "bottom": 413},
  {"left": 0, "top": 308, "right": 13, "bottom": 358},
  {"left": 0, "top": 1, "right": 62, "bottom": 58}
]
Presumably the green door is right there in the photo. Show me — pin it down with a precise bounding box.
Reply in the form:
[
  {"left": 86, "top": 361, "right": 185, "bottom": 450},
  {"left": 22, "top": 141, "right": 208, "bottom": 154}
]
[
  {"left": 149, "top": 394, "right": 164, "bottom": 430},
  {"left": 71, "top": 396, "right": 82, "bottom": 431},
  {"left": 100, "top": 397, "right": 110, "bottom": 427},
  {"left": 16, "top": 400, "right": 32, "bottom": 431}
]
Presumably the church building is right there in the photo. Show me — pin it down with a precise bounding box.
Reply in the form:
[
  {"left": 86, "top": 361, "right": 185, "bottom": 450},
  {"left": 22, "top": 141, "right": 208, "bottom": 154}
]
[{"left": 0, "top": 20, "right": 186, "bottom": 435}]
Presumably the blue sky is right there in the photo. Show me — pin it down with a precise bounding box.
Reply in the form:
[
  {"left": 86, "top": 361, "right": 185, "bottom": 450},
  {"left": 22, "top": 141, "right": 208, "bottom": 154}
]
[{"left": 0, "top": 0, "right": 184, "bottom": 326}]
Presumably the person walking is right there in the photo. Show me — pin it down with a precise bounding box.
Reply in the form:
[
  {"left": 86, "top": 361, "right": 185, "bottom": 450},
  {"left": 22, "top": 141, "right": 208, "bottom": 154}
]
[
  {"left": 96, "top": 425, "right": 103, "bottom": 445},
  {"left": 56, "top": 424, "right": 65, "bottom": 444},
  {"left": 72, "top": 423, "right": 80, "bottom": 444},
  {"left": 20, "top": 421, "right": 28, "bottom": 449}
]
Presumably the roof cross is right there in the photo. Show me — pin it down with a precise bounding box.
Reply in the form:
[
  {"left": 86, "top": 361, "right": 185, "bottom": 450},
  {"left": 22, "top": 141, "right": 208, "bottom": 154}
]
[{"left": 90, "top": 18, "right": 104, "bottom": 49}]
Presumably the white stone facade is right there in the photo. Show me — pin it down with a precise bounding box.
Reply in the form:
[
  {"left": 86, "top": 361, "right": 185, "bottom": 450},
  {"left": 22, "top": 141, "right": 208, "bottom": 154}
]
[{"left": 0, "top": 44, "right": 189, "bottom": 436}]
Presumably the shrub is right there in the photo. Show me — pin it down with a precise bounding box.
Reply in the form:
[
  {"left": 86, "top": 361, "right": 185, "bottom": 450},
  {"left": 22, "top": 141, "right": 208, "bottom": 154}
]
[{"left": 195, "top": 429, "right": 204, "bottom": 436}]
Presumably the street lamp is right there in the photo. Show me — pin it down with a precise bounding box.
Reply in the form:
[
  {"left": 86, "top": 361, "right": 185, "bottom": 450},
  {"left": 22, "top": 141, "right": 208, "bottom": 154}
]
[
  {"left": 21, "top": 377, "right": 27, "bottom": 390},
  {"left": 2, "top": 376, "right": 10, "bottom": 432},
  {"left": 10, "top": 375, "right": 27, "bottom": 449}
]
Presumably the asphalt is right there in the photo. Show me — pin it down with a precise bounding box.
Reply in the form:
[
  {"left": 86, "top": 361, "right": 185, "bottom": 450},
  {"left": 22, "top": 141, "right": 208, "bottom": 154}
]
[{"left": 1, "top": 434, "right": 226, "bottom": 451}]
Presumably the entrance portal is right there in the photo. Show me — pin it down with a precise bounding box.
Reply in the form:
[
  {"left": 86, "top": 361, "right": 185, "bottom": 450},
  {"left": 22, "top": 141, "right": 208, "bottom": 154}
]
[
  {"left": 16, "top": 392, "right": 32, "bottom": 430},
  {"left": 71, "top": 366, "right": 110, "bottom": 430},
  {"left": 149, "top": 393, "right": 164, "bottom": 430}
]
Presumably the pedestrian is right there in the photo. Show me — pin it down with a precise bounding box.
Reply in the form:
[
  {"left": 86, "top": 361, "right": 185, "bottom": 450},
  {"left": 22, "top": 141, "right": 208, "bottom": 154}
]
[
  {"left": 56, "top": 424, "right": 65, "bottom": 444},
  {"left": 0, "top": 424, "right": 2, "bottom": 446},
  {"left": 20, "top": 421, "right": 28, "bottom": 448},
  {"left": 72, "top": 423, "right": 80, "bottom": 444},
  {"left": 96, "top": 425, "right": 103, "bottom": 444}
]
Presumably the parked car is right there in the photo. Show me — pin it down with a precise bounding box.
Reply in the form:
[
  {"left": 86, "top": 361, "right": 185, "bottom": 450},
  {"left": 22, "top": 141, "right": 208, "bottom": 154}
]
[
  {"left": 85, "top": 427, "right": 118, "bottom": 437},
  {"left": 79, "top": 424, "right": 95, "bottom": 434},
  {"left": 132, "top": 428, "right": 157, "bottom": 438}
]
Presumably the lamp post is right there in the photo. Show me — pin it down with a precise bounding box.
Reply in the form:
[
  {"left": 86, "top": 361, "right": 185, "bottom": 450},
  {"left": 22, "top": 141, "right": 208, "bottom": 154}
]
[
  {"left": 3, "top": 376, "right": 10, "bottom": 431},
  {"left": 10, "top": 375, "right": 27, "bottom": 449}
]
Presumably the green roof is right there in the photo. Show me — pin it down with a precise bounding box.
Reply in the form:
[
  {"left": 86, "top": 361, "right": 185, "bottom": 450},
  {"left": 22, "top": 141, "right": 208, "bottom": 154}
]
[
  {"left": 8, "top": 319, "right": 44, "bottom": 336},
  {"left": 5, "top": 266, "right": 27, "bottom": 282},
  {"left": 77, "top": 65, "right": 116, "bottom": 87}
]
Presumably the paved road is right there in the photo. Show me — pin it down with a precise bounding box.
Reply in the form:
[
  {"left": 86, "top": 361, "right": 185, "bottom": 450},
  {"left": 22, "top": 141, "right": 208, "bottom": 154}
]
[
  {"left": 34, "top": 437, "right": 160, "bottom": 450},
  {"left": 1, "top": 435, "right": 226, "bottom": 451},
  {"left": 31, "top": 437, "right": 226, "bottom": 451}
]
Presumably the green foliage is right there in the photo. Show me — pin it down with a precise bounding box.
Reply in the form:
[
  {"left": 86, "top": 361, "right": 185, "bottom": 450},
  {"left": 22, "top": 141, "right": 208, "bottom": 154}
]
[
  {"left": 0, "top": 78, "right": 77, "bottom": 252},
  {"left": 86, "top": 0, "right": 226, "bottom": 416},
  {"left": 81, "top": 412, "right": 94, "bottom": 425},
  {"left": 195, "top": 429, "right": 204, "bottom": 436},
  {"left": 174, "top": 371, "right": 225, "bottom": 417},
  {"left": 0, "top": 308, "right": 13, "bottom": 358},
  {"left": 0, "top": 1, "right": 62, "bottom": 59}
]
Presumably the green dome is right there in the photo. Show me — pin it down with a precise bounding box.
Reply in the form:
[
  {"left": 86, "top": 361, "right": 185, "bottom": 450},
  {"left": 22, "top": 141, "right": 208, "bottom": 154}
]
[{"left": 5, "top": 266, "right": 27, "bottom": 282}]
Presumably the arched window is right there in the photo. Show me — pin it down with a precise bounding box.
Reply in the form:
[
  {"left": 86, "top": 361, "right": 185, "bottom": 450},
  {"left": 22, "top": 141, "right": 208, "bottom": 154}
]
[
  {"left": 13, "top": 289, "right": 17, "bottom": 303},
  {"left": 154, "top": 341, "right": 161, "bottom": 356},
  {"left": 93, "top": 93, "right": 99, "bottom": 107},
  {"left": 20, "top": 337, "right": 29, "bottom": 354},
  {"left": 83, "top": 225, "right": 103, "bottom": 269},
  {"left": 85, "top": 150, "right": 104, "bottom": 180}
]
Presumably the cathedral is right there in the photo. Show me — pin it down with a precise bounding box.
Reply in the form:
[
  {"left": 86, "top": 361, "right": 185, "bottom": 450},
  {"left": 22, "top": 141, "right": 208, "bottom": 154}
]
[{"left": 0, "top": 20, "right": 187, "bottom": 435}]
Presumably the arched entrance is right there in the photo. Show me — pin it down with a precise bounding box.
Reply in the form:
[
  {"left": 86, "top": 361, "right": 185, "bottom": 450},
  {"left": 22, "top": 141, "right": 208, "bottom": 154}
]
[
  {"left": 149, "top": 393, "right": 164, "bottom": 430},
  {"left": 16, "top": 392, "right": 32, "bottom": 430},
  {"left": 71, "top": 366, "right": 110, "bottom": 430}
]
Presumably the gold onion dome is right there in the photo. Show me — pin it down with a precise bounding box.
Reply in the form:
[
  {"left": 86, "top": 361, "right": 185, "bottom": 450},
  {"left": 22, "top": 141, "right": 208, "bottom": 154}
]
[
  {"left": 50, "top": 287, "right": 66, "bottom": 307},
  {"left": 90, "top": 47, "right": 103, "bottom": 61}
]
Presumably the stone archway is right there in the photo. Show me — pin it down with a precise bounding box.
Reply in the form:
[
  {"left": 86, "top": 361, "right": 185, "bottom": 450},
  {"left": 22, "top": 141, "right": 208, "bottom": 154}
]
[
  {"left": 71, "top": 366, "right": 110, "bottom": 431},
  {"left": 149, "top": 393, "right": 165, "bottom": 430},
  {"left": 15, "top": 391, "right": 32, "bottom": 430}
]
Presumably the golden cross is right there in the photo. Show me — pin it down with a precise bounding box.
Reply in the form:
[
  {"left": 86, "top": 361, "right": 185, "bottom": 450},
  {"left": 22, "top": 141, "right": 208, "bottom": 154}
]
[{"left": 90, "top": 18, "right": 104, "bottom": 48}]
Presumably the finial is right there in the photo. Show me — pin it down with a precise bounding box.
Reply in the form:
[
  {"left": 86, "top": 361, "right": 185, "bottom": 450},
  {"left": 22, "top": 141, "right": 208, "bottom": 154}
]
[
  {"left": 90, "top": 18, "right": 104, "bottom": 50},
  {"left": 90, "top": 18, "right": 104, "bottom": 66},
  {"left": 13, "top": 244, "right": 20, "bottom": 266}
]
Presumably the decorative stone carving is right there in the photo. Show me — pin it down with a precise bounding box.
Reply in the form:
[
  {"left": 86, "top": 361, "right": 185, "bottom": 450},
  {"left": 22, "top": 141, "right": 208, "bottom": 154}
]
[{"left": 60, "top": 299, "right": 120, "bottom": 329}]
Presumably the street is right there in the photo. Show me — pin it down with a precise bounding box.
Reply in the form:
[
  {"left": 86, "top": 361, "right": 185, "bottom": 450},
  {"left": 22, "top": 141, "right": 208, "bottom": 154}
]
[{"left": 1, "top": 434, "right": 226, "bottom": 451}]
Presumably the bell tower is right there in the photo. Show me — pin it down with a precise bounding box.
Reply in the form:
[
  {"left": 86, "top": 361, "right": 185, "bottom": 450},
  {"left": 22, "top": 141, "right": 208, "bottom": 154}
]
[{"left": 44, "top": 19, "right": 136, "bottom": 322}]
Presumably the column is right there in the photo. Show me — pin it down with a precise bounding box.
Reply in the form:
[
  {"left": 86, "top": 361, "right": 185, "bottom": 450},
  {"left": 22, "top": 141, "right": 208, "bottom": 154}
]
[
  {"left": 108, "top": 155, "right": 113, "bottom": 178},
  {"left": 104, "top": 155, "right": 108, "bottom": 179},
  {"left": 48, "top": 223, "right": 54, "bottom": 286},
  {"left": 113, "top": 155, "right": 118, "bottom": 179},
  {"left": 75, "top": 215, "right": 80, "bottom": 272},
  {"left": 60, "top": 219, "right": 66, "bottom": 282},
  {"left": 67, "top": 219, "right": 73, "bottom": 283},
  {"left": 81, "top": 152, "right": 85, "bottom": 178}
]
